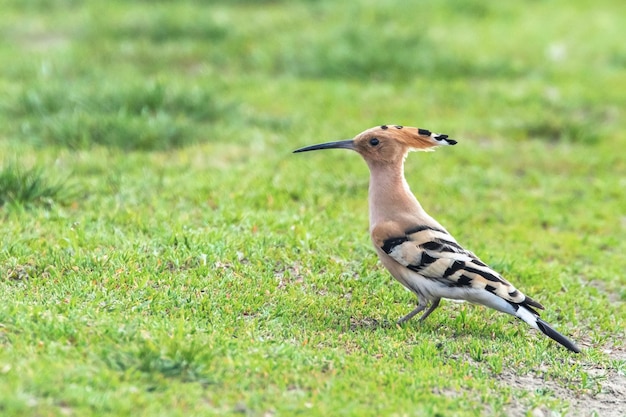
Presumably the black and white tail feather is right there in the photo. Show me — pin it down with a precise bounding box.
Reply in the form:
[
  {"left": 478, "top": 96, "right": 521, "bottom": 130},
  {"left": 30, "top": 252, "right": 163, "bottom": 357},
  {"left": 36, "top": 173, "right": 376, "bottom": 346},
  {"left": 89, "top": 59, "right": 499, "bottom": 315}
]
[{"left": 514, "top": 304, "right": 580, "bottom": 353}]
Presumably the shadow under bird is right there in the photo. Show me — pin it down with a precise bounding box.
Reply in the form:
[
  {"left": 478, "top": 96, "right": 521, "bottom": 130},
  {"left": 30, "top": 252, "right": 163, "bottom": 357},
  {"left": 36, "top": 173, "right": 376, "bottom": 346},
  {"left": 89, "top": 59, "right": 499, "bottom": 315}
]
[{"left": 293, "top": 125, "right": 580, "bottom": 353}]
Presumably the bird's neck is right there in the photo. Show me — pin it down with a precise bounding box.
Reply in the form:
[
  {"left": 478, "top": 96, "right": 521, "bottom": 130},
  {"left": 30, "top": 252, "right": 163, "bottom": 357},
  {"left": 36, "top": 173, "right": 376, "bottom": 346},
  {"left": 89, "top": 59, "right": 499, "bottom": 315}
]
[{"left": 367, "top": 159, "right": 427, "bottom": 229}]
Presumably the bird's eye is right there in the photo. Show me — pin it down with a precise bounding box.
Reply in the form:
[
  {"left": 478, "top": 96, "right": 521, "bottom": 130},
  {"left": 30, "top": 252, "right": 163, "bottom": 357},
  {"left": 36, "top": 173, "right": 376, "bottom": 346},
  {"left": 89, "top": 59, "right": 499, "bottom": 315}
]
[{"left": 369, "top": 138, "right": 380, "bottom": 146}]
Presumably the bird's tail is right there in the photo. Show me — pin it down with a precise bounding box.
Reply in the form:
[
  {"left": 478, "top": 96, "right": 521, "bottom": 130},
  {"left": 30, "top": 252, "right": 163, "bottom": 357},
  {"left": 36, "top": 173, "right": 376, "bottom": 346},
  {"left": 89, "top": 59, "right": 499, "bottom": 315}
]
[{"left": 514, "top": 305, "right": 581, "bottom": 353}]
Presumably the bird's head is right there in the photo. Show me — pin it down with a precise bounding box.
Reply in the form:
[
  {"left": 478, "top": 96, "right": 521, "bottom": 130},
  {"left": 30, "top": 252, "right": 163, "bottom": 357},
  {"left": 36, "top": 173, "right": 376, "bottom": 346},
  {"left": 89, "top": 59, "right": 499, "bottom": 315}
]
[{"left": 293, "top": 125, "right": 457, "bottom": 166}]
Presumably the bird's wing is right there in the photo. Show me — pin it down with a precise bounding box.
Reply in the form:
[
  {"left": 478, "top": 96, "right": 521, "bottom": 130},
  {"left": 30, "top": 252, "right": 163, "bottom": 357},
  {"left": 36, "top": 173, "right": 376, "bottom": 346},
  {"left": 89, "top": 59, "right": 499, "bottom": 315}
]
[{"left": 373, "top": 222, "right": 544, "bottom": 312}]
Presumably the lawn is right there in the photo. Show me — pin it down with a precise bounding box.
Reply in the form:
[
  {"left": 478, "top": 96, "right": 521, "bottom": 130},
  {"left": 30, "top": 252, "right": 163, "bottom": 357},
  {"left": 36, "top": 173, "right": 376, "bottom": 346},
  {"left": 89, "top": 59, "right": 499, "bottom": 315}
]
[{"left": 0, "top": 0, "right": 625, "bottom": 416}]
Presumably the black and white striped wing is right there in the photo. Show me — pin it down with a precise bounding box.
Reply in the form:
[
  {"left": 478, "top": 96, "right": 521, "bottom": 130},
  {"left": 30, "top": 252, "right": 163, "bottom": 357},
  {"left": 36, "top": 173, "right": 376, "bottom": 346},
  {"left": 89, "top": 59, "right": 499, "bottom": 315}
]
[{"left": 380, "top": 225, "right": 544, "bottom": 311}]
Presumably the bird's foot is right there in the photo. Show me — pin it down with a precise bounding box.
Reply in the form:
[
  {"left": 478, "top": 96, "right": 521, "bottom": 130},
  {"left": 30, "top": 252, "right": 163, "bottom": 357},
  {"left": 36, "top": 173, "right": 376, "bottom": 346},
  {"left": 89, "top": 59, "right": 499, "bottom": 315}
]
[{"left": 418, "top": 298, "right": 441, "bottom": 322}]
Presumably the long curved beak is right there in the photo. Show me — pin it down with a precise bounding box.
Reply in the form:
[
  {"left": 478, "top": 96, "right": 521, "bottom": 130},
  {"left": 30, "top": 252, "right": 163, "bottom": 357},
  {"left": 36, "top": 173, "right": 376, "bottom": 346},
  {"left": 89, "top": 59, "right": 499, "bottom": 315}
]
[{"left": 293, "top": 139, "right": 355, "bottom": 153}]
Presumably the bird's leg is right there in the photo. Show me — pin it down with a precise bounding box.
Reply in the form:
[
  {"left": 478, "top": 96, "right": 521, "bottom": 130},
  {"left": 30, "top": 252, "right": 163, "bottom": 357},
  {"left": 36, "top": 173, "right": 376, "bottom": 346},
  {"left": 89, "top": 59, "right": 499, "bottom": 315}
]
[
  {"left": 397, "top": 298, "right": 428, "bottom": 324},
  {"left": 418, "top": 298, "right": 441, "bottom": 322},
  {"left": 397, "top": 298, "right": 442, "bottom": 324}
]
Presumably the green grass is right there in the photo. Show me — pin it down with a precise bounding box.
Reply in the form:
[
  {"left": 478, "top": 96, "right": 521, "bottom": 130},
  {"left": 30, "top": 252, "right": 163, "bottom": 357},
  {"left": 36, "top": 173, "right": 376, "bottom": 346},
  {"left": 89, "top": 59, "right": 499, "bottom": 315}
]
[
  {"left": 1, "top": 0, "right": 625, "bottom": 416},
  {"left": 0, "top": 162, "right": 70, "bottom": 208}
]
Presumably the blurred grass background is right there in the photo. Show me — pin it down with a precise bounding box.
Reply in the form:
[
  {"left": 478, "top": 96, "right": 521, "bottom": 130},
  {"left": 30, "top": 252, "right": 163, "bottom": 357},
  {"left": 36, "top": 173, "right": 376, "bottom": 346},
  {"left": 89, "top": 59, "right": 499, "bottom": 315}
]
[{"left": 0, "top": 0, "right": 625, "bottom": 416}]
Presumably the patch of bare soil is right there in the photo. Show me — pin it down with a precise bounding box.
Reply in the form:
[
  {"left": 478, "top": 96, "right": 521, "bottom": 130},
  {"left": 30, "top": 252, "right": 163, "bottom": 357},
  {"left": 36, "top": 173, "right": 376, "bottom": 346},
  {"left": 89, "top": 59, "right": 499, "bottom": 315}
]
[{"left": 500, "top": 347, "right": 626, "bottom": 417}]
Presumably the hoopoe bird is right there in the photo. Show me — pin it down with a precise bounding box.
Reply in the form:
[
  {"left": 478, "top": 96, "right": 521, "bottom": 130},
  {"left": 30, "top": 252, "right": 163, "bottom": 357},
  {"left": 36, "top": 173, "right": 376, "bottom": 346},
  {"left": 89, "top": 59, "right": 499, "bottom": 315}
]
[{"left": 294, "top": 125, "right": 580, "bottom": 353}]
